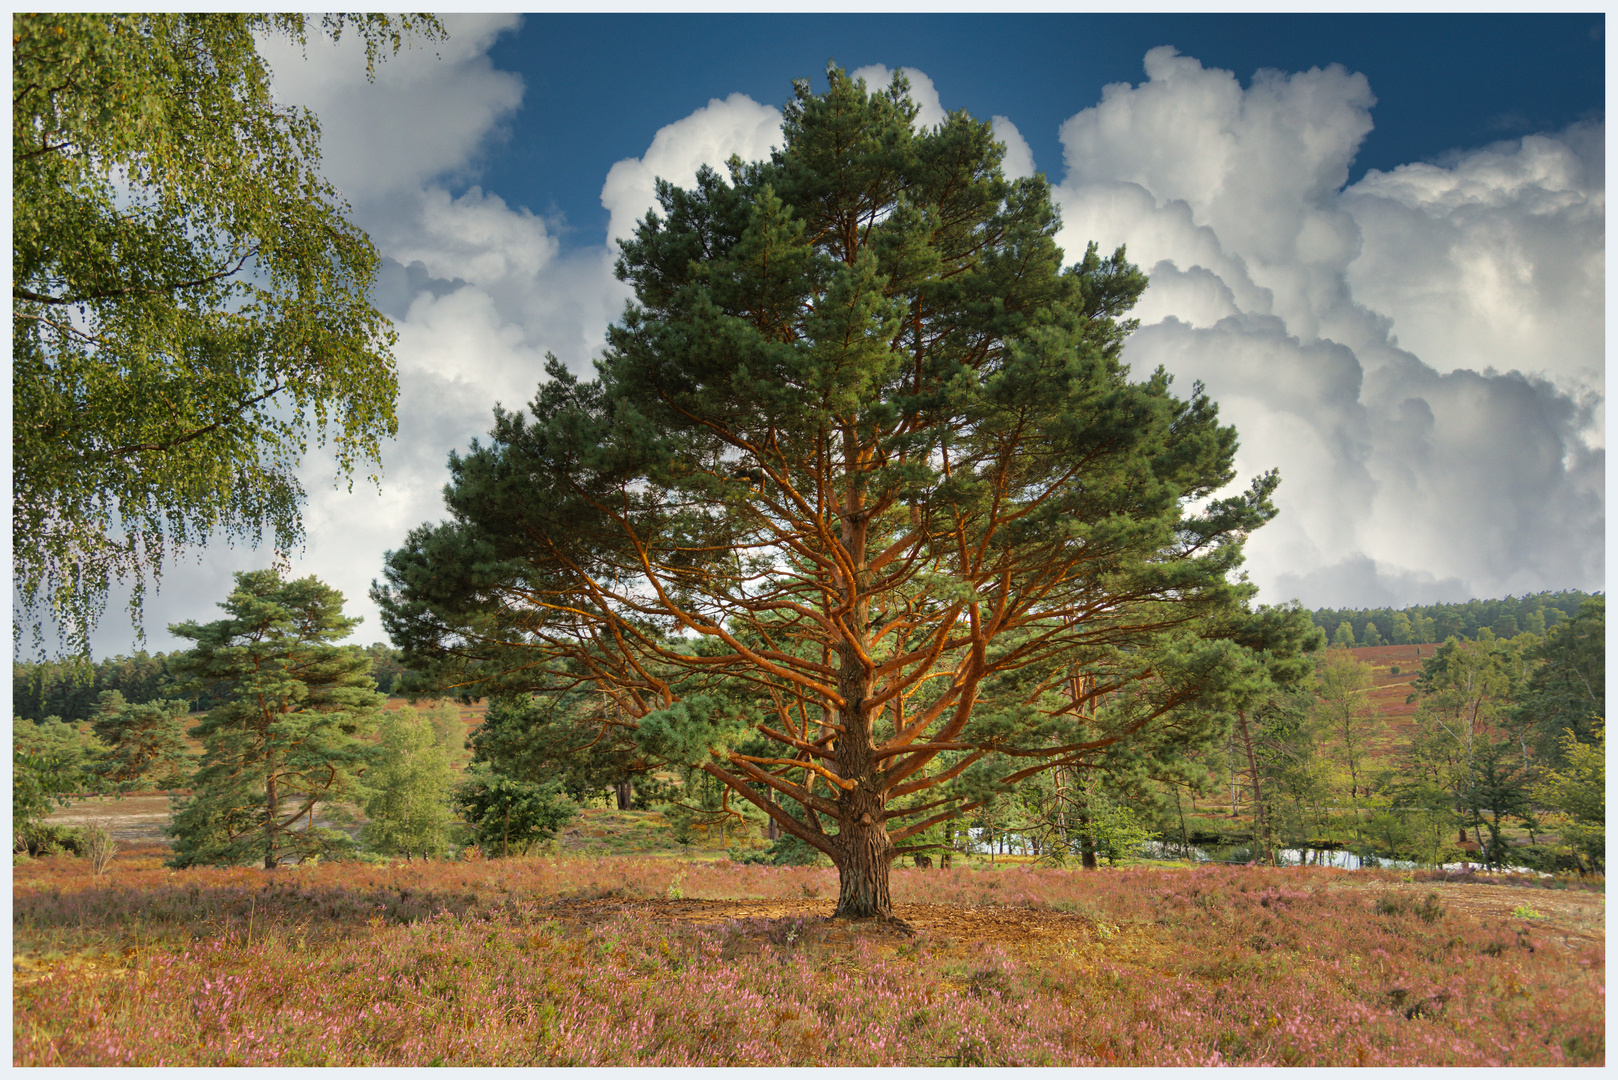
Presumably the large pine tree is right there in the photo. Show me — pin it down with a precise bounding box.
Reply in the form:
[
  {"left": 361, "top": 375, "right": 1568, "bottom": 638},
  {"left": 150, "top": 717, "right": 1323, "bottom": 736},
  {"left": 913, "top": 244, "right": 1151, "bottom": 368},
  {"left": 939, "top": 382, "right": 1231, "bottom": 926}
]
[{"left": 377, "top": 67, "right": 1302, "bottom": 919}]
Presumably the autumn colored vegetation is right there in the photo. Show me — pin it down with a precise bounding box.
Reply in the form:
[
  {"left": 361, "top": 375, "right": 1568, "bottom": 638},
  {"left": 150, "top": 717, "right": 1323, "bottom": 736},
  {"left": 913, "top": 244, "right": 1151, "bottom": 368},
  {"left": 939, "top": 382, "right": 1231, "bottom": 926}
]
[{"left": 13, "top": 846, "right": 1603, "bottom": 1066}]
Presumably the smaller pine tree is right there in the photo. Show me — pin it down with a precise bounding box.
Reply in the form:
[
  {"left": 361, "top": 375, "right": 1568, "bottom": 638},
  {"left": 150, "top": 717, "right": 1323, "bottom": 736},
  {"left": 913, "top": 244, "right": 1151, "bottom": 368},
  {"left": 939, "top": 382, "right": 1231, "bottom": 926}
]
[
  {"left": 453, "top": 766, "right": 577, "bottom": 858},
  {"left": 91, "top": 690, "right": 191, "bottom": 790},
  {"left": 166, "top": 570, "right": 383, "bottom": 868}
]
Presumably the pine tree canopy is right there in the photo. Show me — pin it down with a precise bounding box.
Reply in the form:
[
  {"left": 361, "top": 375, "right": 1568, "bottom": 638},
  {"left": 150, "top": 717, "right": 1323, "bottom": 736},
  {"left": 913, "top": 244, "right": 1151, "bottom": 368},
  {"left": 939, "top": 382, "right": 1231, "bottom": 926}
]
[
  {"left": 375, "top": 65, "right": 1306, "bottom": 919},
  {"left": 167, "top": 569, "right": 383, "bottom": 868}
]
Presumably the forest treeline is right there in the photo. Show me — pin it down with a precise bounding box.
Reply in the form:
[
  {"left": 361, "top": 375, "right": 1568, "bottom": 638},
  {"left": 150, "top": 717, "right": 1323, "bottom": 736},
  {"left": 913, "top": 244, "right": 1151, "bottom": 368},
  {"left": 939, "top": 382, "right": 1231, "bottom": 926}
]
[
  {"left": 19, "top": 589, "right": 1597, "bottom": 723},
  {"left": 1310, "top": 590, "right": 1597, "bottom": 647},
  {"left": 12, "top": 643, "right": 410, "bottom": 725}
]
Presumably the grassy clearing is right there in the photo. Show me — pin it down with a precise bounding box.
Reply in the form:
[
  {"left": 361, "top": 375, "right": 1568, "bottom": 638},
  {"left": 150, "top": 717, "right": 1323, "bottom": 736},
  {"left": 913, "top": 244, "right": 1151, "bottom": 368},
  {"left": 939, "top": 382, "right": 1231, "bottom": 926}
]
[{"left": 13, "top": 844, "right": 1604, "bottom": 1066}]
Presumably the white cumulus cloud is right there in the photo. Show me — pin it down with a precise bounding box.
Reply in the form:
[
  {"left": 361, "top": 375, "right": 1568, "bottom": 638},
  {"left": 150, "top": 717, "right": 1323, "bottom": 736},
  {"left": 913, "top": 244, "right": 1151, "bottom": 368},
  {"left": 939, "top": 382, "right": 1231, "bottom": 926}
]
[
  {"left": 600, "top": 93, "right": 784, "bottom": 250},
  {"left": 991, "top": 115, "right": 1036, "bottom": 180},
  {"left": 78, "top": 42, "right": 1602, "bottom": 658},
  {"left": 1341, "top": 123, "right": 1605, "bottom": 397},
  {"left": 257, "top": 14, "right": 525, "bottom": 204},
  {"left": 1051, "top": 47, "right": 1603, "bottom": 608}
]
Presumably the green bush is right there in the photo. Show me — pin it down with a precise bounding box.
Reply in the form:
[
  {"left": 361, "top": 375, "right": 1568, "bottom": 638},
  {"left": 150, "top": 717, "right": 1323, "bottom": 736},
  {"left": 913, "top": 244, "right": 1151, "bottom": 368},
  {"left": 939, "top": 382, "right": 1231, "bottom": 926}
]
[
  {"left": 1508, "top": 844, "right": 1560, "bottom": 873},
  {"left": 17, "top": 822, "right": 87, "bottom": 857},
  {"left": 453, "top": 767, "right": 578, "bottom": 858}
]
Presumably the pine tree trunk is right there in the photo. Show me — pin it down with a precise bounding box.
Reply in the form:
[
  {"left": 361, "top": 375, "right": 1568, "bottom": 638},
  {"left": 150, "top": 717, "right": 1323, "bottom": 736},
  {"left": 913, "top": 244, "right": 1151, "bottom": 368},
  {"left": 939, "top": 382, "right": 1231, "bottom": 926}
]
[
  {"left": 264, "top": 772, "right": 279, "bottom": 870},
  {"left": 1174, "top": 785, "right": 1191, "bottom": 858},
  {"left": 1236, "top": 708, "right": 1273, "bottom": 864},
  {"left": 615, "top": 780, "right": 632, "bottom": 810},
  {"left": 827, "top": 680, "right": 897, "bottom": 920},
  {"left": 1075, "top": 778, "right": 1098, "bottom": 869},
  {"left": 832, "top": 785, "right": 895, "bottom": 920}
]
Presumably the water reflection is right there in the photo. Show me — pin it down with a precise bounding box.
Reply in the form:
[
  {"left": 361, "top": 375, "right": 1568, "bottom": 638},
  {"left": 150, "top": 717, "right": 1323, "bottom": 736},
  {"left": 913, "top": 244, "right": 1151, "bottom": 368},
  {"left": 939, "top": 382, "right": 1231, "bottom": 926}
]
[
  {"left": 961, "top": 830, "right": 1541, "bottom": 873},
  {"left": 1138, "top": 840, "right": 1539, "bottom": 874},
  {"left": 1139, "top": 841, "right": 1416, "bottom": 870}
]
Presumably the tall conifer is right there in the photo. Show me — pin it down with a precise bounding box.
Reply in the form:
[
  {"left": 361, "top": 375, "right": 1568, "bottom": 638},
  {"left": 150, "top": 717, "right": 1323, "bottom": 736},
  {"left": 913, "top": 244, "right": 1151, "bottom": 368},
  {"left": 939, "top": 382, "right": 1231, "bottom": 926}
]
[{"left": 378, "top": 66, "right": 1302, "bottom": 918}]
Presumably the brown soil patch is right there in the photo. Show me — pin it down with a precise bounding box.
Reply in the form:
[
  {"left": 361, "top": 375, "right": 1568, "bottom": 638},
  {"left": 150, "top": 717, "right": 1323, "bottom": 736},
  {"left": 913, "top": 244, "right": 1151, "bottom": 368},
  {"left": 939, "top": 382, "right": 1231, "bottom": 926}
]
[
  {"left": 556, "top": 896, "right": 1093, "bottom": 941},
  {"left": 538, "top": 895, "right": 1170, "bottom": 972},
  {"left": 44, "top": 794, "right": 358, "bottom": 848}
]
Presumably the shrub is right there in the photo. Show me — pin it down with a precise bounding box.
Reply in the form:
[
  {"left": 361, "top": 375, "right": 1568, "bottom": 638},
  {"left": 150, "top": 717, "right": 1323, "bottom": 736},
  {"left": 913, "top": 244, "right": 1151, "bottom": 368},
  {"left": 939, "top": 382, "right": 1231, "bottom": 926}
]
[
  {"left": 18, "top": 821, "right": 87, "bottom": 857},
  {"left": 453, "top": 767, "right": 577, "bottom": 857},
  {"left": 83, "top": 824, "right": 117, "bottom": 875},
  {"left": 1373, "top": 894, "right": 1409, "bottom": 917}
]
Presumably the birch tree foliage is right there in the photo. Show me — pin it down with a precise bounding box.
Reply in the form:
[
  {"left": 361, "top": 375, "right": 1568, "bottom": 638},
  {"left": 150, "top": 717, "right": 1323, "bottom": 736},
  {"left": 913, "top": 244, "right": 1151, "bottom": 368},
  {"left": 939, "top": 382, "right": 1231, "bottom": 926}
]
[
  {"left": 359, "top": 706, "right": 459, "bottom": 858},
  {"left": 12, "top": 13, "right": 441, "bottom": 657}
]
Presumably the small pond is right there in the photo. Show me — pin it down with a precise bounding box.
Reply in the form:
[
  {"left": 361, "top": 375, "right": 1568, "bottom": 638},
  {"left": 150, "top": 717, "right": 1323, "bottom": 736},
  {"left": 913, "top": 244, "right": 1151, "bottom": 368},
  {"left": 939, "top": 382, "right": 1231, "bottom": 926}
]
[
  {"left": 959, "top": 830, "right": 1542, "bottom": 874},
  {"left": 1138, "top": 840, "right": 1542, "bottom": 875}
]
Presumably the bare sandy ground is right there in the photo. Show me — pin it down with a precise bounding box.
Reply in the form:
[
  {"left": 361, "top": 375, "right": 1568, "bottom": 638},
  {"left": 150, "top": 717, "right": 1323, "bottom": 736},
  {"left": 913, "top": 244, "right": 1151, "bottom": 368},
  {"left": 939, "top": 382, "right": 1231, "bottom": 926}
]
[
  {"left": 43, "top": 795, "right": 359, "bottom": 846},
  {"left": 44, "top": 795, "right": 175, "bottom": 845}
]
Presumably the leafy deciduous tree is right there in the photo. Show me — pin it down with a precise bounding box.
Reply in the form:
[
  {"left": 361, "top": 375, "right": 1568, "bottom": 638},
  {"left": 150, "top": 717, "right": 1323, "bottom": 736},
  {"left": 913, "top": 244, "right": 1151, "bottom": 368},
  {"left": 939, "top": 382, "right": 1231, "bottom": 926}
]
[
  {"left": 1313, "top": 650, "right": 1384, "bottom": 844},
  {"left": 1531, "top": 722, "right": 1605, "bottom": 872},
  {"left": 360, "top": 706, "right": 458, "bottom": 858},
  {"left": 13, "top": 13, "right": 441, "bottom": 656},
  {"left": 13, "top": 715, "right": 105, "bottom": 792},
  {"left": 12, "top": 743, "right": 80, "bottom": 852}
]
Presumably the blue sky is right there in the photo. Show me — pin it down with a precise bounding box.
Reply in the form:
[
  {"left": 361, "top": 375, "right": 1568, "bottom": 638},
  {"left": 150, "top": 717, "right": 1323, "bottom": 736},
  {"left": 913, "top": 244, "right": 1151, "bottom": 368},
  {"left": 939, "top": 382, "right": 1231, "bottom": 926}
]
[
  {"left": 73, "top": 13, "right": 1608, "bottom": 657},
  {"left": 478, "top": 14, "right": 1605, "bottom": 250}
]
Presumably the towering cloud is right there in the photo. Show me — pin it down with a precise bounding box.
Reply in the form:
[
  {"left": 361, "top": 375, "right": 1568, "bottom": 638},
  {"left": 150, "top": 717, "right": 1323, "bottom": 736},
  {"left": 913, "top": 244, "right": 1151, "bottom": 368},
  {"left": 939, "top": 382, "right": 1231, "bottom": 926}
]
[
  {"left": 1051, "top": 47, "right": 1603, "bottom": 608},
  {"left": 106, "top": 21, "right": 793, "bottom": 656}
]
